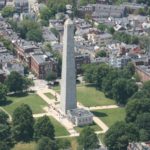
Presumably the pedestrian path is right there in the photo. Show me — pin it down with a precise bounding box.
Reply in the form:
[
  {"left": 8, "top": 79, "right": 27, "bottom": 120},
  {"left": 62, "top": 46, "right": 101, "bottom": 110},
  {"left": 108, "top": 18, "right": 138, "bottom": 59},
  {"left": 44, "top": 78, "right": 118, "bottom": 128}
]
[
  {"left": 36, "top": 87, "right": 113, "bottom": 135},
  {"left": 0, "top": 107, "right": 12, "bottom": 122}
]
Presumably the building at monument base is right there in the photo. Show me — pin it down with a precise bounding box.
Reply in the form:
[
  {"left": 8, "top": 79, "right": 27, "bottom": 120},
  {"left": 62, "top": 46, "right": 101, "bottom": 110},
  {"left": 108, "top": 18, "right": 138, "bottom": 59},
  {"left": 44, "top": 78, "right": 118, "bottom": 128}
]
[{"left": 67, "top": 108, "right": 93, "bottom": 126}]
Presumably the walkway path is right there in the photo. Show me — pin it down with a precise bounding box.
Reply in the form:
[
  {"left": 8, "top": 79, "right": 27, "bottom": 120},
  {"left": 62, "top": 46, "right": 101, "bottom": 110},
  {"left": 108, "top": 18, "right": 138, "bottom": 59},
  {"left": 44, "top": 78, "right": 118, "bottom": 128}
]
[
  {"left": 36, "top": 87, "right": 113, "bottom": 135},
  {"left": 0, "top": 107, "right": 12, "bottom": 122},
  {"left": 37, "top": 89, "right": 78, "bottom": 136}
]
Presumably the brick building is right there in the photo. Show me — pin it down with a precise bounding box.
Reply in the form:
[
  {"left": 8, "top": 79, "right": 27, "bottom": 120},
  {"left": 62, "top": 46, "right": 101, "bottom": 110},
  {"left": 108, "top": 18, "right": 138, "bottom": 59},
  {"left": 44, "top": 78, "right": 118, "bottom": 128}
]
[
  {"left": 75, "top": 54, "right": 91, "bottom": 74},
  {"left": 30, "top": 53, "right": 57, "bottom": 79}
]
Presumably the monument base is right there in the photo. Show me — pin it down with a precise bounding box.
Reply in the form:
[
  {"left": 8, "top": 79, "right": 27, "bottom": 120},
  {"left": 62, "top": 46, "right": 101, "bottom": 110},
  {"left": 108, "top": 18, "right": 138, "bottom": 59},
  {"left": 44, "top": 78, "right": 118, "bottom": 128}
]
[{"left": 67, "top": 108, "right": 93, "bottom": 126}]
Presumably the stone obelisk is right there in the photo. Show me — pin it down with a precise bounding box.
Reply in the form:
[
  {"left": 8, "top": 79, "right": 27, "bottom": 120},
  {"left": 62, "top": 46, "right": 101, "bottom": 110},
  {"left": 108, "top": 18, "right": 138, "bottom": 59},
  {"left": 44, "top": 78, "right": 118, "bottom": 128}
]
[{"left": 60, "top": 18, "right": 77, "bottom": 114}]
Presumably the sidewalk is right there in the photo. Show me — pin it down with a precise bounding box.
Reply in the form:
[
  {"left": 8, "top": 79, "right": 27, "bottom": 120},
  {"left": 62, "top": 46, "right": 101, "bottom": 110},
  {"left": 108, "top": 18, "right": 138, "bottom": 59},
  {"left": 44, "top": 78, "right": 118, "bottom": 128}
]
[{"left": 36, "top": 87, "right": 111, "bottom": 135}]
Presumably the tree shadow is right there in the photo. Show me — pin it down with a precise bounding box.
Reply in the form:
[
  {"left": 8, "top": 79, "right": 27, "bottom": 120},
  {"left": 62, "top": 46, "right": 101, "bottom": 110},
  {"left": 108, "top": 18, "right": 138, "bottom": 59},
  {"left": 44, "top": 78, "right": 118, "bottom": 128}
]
[
  {"left": 8, "top": 92, "right": 28, "bottom": 98},
  {"left": 92, "top": 111, "right": 108, "bottom": 118},
  {"left": 85, "top": 83, "right": 97, "bottom": 88},
  {"left": 0, "top": 100, "right": 12, "bottom": 106}
]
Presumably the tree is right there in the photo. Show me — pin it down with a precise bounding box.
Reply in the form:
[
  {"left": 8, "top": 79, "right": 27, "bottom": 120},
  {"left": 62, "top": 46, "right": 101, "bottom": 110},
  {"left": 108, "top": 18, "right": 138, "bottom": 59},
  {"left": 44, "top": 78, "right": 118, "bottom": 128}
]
[
  {"left": 0, "top": 124, "right": 12, "bottom": 148},
  {"left": 10, "top": 19, "right": 43, "bottom": 42},
  {"left": 34, "top": 116, "right": 55, "bottom": 140},
  {"left": 139, "top": 129, "right": 149, "bottom": 141},
  {"left": 112, "top": 78, "right": 127, "bottom": 105},
  {"left": 45, "top": 71, "right": 57, "bottom": 81},
  {"left": 0, "top": 111, "right": 9, "bottom": 124},
  {"left": 125, "top": 62, "right": 135, "bottom": 77},
  {"left": 95, "top": 50, "right": 107, "bottom": 58},
  {"left": 112, "top": 78, "right": 138, "bottom": 105},
  {"left": 37, "top": 137, "right": 58, "bottom": 150},
  {"left": 0, "top": 84, "right": 8, "bottom": 104},
  {"left": 40, "top": 7, "right": 51, "bottom": 21},
  {"left": 56, "top": 138, "right": 71, "bottom": 149},
  {"left": 84, "top": 63, "right": 110, "bottom": 89},
  {"left": 1, "top": 6, "right": 15, "bottom": 18},
  {"left": 79, "top": 0, "right": 96, "bottom": 6},
  {"left": 0, "top": 141, "right": 10, "bottom": 150},
  {"left": 104, "top": 121, "right": 139, "bottom": 150},
  {"left": 5, "top": 71, "right": 31, "bottom": 93},
  {"left": 126, "top": 98, "right": 150, "bottom": 123},
  {"left": 78, "top": 127, "right": 99, "bottom": 150},
  {"left": 135, "top": 113, "right": 150, "bottom": 141},
  {"left": 108, "top": 27, "right": 115, "bottom": 34},
  {"left": 26, "top": 29, "right": 43, "bottom": 42},
  {"left": 12, "top": 104, "right": 34, "bottom": 142},
  {"left": 98, "top": 23, "right": 107, "bottom": 32}
]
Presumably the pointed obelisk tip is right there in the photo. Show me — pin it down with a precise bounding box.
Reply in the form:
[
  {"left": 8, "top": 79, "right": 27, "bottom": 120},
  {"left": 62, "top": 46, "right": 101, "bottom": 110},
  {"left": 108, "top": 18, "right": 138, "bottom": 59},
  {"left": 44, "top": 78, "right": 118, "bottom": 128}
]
[{"left": 65, "top": 18, "right": 74, "bottom": 26}]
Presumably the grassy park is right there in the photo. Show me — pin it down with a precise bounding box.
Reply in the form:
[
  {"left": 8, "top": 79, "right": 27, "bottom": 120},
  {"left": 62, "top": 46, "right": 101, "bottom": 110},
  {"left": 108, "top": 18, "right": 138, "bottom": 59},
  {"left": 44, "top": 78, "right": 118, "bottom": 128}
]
[
  {"left": 92, "top": 108, "right": 126, "bottom": 127},
  {"left": 52, "top": 84, "right": 115, "bottom": 107},
  {"left": 12, "top": 142, "right": 36, "bottom": 150},
  {"left": 49, "top": 116, "right": 69, "bottom": 136},
  {"left": 12, "top": 137, "right": 78, "bottom": 150},
  {"left": 77, "top": 85, "right": 115, "bottom": 107},
  {"left": 2, "top": 94, "right": 47, "bottom": 115},
  {"left": 75, "top": 122, "right": 102, "bottom": 133}
]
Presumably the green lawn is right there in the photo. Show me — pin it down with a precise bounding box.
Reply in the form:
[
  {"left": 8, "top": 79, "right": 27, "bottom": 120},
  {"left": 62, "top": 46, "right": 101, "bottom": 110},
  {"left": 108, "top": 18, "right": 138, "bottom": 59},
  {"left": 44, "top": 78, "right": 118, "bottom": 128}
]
[
  {"left": 12, "top": 138, "right": 78, "bottom": 150},
  {"left": 49, "top": 116, "right": 69, "bottom": 136},
  {"left": 75, "top": 122, "right": 102, "bottom": 133},
  {"left": 44, "top": 93, "right": 55, "bottom": 99},
  {"left": 92, "top": 108, "right": 126, "bottom": 127},
  {"left": 77, "top": 85, "right": 115, "bottom": 107},
  {"left": 52, "top": 85, "right": 60, "bottom": 91},
  {"left": 2, "top": 94, "right": 47, "bottom": 115},
  {"left": 12, "top": 142, "right": 36, "bottom": 150},
  {"left": 52, "top": 84, "right": 115, "bottom": 107}
]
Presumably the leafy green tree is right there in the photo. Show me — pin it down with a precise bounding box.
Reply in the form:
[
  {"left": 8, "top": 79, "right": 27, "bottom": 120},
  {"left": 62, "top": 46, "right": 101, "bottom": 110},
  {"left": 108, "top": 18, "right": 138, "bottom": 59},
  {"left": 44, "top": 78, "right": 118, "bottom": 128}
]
[
  {"left": 135, "top": 113, "right": 150, "bottom": 141},
  {"left": 5, "top": 71, "right": 31, "bottom": 93},
  {"left": 12, "top": 19, "right": 43, "bottom": 42},
  {"left": 0, "top": 36, "right": 15, "bottom": 54},
  {"left": 112, "top": 78, "right": 128, "bottom": 104},
  {"left": 0, "top": 84, "right": 8, "bottom": 104},
  {"left": 83, "top": 63, "right": 110, "bottom": 89},
  {"left": 12, "top": 104, "right": 34, "bottom": 142},
  {"left": 102, "top": 69, "right": 119, "bottom": 98},
  {"left": 34, "top": 116, "right": 55, "bottom": 140},
  {"left": 1, "top": 6, "right": 15, "bottom": 18},
  {"left": 112, "top": 79, "right": 138, "bottom": 105},
  {"left": 78, "top": 127, "right": 99, "bottom": 150},
  {"left": 125, "top": 62, "right": 135, "bottom": 77},
  {"left": 56, "top": 138, "right": 71, "bottom": 149},
  {"left": 139, "top": 129, "right": 149, "bottom": 141},
  {"left": 26, "top": 29, "right": 43, "bottom": 42},
  {"left": 126, "top": 98, "right": 150, "bottom": 122},
  {"left": 108, "top": 27, "right": 115, "bottom": 34},
  {"left": 143, "top": 80, "right": 150, "bottom": 91},
  {"left": 79, "top": 0, "right": 96, "bottom": 6},
  {"left": 104, "top": 121, "right": 139, "bottom": 150},
  {"left": 95, "top": 50, "right": 107, "bottom": 57},
  {"left": 37, "top": 137, "right": 58, "bottom": 150},
  {"left": 98, "top": 23, "right": 107, "bottom": 32},
  {"left": 131, "top": 89, "right": 150, "bottom": 99},
  {"left": 0, "top": 111, "right": 9, "bottom": 124},
  {"left": 0, "top": 141, "right": 10, "bottom": 150},
  {"left": 0, "top": 124, "right": 12, "bottom": 148},
  {"left": 40, "top": 6, "right": 51, "bottom": 21}
]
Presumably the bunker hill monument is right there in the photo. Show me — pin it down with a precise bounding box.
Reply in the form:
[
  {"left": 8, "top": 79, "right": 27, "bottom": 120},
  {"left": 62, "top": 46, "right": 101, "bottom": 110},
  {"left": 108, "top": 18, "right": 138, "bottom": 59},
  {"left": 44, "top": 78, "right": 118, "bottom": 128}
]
[
  {"left": 60, "top": 17, "right": 93, "bottom": 126},
  {"left": 60, "top": 18, "right": 77, "bottom": 114}
]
